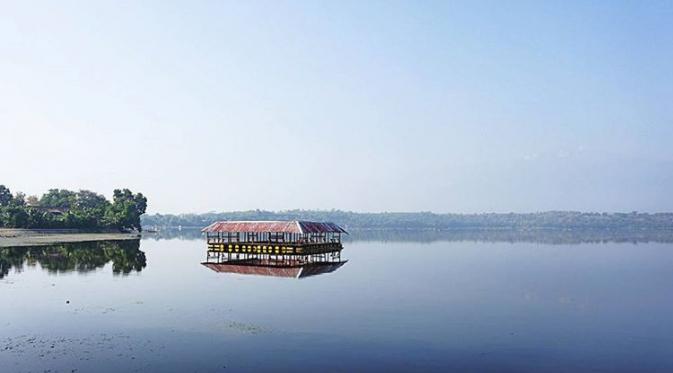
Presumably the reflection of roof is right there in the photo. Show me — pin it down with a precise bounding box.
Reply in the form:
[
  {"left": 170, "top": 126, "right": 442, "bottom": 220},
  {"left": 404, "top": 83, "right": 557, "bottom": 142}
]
[
  {"left": 202, "top": 261, "right": 347, "bottom": 278},
  {"left": 201, "top": 221, "right": 348, "bottom": 234}
]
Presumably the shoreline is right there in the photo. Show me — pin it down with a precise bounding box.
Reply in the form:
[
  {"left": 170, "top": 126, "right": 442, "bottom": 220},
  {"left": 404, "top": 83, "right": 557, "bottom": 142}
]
[{"left": 0, "top": 228, "right": 140, "bottom": 247}]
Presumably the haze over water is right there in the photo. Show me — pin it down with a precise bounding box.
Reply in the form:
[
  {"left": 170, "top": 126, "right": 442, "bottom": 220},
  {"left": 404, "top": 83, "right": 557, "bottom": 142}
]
[{"left": 2, "top": 233, "right": 673, "bottom": 372}]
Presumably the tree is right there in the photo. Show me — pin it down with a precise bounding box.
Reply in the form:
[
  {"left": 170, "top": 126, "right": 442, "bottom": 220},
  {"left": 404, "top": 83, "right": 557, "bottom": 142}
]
[
  {"left": 4, "top": 206, "right": 28, "bottom": 228},
  {"left": 26, "top": 195, "right": 39, "bottom": 206},
  {"left": 0, "top": 185, "right": 12, "bottom": 207},
  {"left": 69, "top": 190, "right": 111, "bottom": 228},
  {"left": 12, "top": 192, "right": 26, "bottom": 206},
  {"left": 104, "top": 189, "right": 148, "bottom": 232},
  {"left": 40, "top": 189, "right": 76, "bottom": 209}
]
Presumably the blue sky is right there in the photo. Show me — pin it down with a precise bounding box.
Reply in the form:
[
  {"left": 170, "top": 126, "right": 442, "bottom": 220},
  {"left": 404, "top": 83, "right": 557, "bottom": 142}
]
[{"left": 1, "top": 1, "right": 672, "bottom": 213}]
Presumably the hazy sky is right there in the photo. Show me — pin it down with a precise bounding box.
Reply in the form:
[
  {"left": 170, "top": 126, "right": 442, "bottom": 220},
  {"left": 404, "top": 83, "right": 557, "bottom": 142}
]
[{"left": 2, "top": 1, "right": 672, "bottom": 213}]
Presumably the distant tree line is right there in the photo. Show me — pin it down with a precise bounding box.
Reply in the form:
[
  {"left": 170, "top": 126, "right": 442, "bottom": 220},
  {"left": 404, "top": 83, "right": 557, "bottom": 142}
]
[
  {"left": 0, "top": 185, "right": 147, "bottom": 231},
  {"left": 141, "top": 209, "right": 673, "bottom": 231},
  {"left": 141, "top": 225, "right": 673, "bottom": 245}
]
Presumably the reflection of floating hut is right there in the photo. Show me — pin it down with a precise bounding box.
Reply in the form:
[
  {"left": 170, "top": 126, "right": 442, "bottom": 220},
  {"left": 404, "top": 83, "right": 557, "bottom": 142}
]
[
  {"left": 203, "top": 261, "right": 346, "bottom": 279},
  {"left": 201, "top": 220, "right": 348, "bottom": 278}
]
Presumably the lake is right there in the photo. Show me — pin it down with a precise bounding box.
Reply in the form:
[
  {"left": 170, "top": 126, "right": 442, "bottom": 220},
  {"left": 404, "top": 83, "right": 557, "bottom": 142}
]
[{"left": 2, "top": 232, "right": 673, "bottom": 372}]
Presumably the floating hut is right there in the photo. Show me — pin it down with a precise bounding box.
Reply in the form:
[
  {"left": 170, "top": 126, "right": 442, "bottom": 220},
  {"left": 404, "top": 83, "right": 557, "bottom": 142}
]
[{"left": 201, "top": 220, "right": 348, "bottom": 277}]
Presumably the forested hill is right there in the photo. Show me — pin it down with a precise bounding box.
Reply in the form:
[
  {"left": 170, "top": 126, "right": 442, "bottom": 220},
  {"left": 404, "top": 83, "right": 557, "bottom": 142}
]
[{"left": 141, "top": 210, "right": 673, "bottom": 230}]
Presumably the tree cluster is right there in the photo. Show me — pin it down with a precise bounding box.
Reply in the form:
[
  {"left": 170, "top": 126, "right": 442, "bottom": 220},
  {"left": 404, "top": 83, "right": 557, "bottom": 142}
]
[{"left": 0, "top": 185, "right": 147, "bottom": 231}]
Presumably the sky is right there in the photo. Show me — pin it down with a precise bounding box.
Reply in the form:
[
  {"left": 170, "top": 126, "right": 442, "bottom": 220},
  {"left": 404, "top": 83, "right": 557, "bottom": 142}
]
[{"left": 1, "top": 0, "right": 672, "bottom": 214}]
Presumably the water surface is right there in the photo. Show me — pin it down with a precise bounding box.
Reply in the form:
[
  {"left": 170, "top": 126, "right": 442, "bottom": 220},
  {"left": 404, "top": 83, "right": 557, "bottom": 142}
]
[{"left": 1, "top": 233, "right": 673, "bottom": 372}]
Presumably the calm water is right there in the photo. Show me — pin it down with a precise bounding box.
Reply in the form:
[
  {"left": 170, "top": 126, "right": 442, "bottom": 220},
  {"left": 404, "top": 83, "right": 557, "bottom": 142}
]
[{"left": 2, "top": 234, "right": 673, "bottom": 372}]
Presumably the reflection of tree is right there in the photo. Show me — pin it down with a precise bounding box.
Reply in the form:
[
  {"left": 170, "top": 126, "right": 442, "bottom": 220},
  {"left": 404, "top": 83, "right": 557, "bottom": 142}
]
[
  {"left": 0, "top": 247, "right": 28, "bottom": 279},
  {"left": 0, "top": 240, "right": 145, "bottom": 279}
]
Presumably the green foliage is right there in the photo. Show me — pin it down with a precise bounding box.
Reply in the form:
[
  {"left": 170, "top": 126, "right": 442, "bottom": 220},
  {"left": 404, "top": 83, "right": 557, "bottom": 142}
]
[
  {"left": 0, "top": 185, "right": 13, "bottom": 207},
  {"left": 3, "top": 206, "right": 29, "bottom": 228},
  {"left": 0, "top": 185, "right": 147, "bottom": 231},
  {"left": 103, "top": 189, "right": 147, "bottom": 231},
  {"left": 0, "top": 185, "right": 29, "bottom": 228},
  {"left": 39, "top": 189, "right": 77, "bottom": 209}
]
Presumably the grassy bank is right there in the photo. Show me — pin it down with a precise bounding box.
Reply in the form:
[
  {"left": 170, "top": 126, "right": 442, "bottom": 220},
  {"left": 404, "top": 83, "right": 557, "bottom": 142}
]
[{"left": 0, "top": 229, "right": 140, "bottom": 247}]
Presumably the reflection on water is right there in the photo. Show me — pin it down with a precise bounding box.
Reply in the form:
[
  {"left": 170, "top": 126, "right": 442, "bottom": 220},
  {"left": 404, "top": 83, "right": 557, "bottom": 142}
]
[
  {"left": 203, "top": 260, "right": 347, "bottom": 278},
  {"left": 351, "top": 228, "right": 673, "bottom": 244},
  {"left": 2, "top": 233, "right": 673, "bottom": 372},
  {"left": 202, "top": 247, "right": 347, "bottom": 279},
  {"left": 0, "top": 240, "right": 146, "bottom": 279},
  {"left": 145, "top": 227, "right": 673, "bottom": 244}
]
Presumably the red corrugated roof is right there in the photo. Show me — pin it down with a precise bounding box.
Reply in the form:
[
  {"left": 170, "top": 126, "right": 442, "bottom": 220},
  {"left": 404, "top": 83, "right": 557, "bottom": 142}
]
[{"left": 201, "top": 220, "right": 347, "bottom": 234}]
